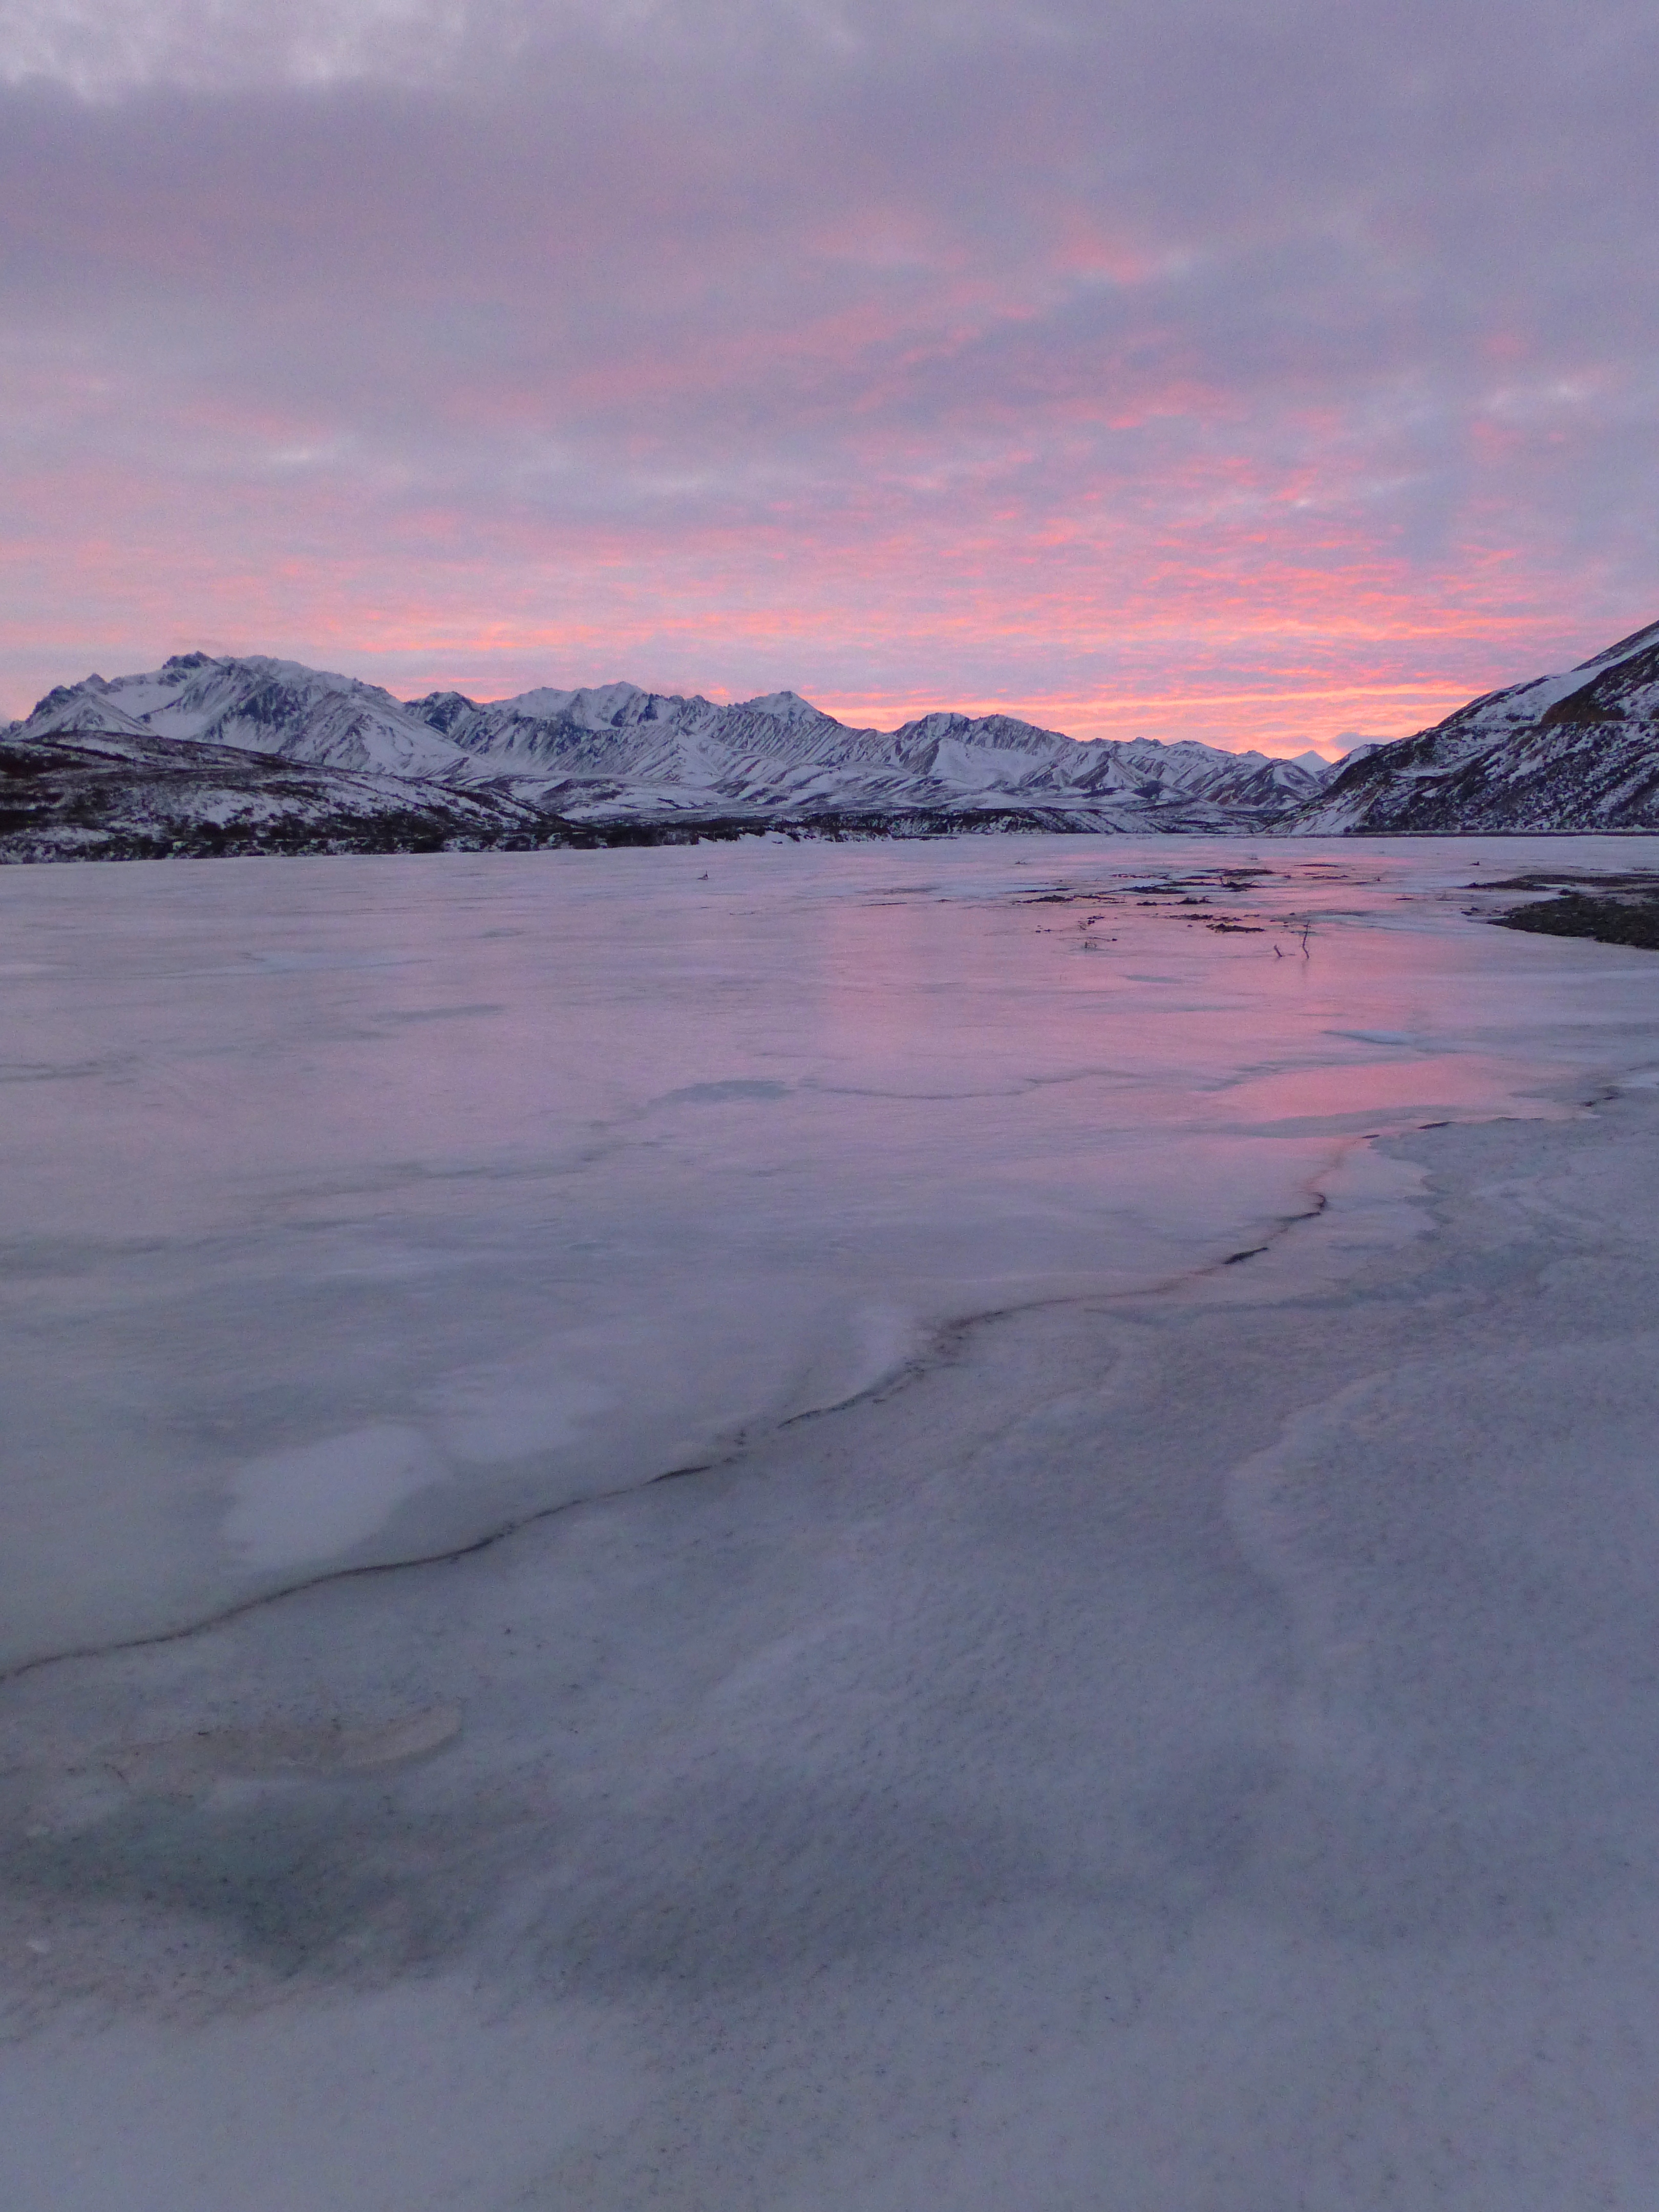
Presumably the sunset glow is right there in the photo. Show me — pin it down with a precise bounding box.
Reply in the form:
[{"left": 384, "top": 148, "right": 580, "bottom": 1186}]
[{"left": 3, "top": 2, "right": 1655, "bottom": 750}]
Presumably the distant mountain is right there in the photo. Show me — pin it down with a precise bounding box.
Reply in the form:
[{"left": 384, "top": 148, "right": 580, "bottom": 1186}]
[
  {"left": 1294, "top": 620, "right": 1659, "bottom": 833},
  {"left": 15, "top": 654, "right": 479, "bottom": 782},
  {"left": 406, "top": 679, "right": 1327, "bottom": 827},
  {"left": 19, "top": 628, "right": 1659, "bottom": 858},
  {"left": 2, "top": 654, "right": 1332, "bottom": 857}
]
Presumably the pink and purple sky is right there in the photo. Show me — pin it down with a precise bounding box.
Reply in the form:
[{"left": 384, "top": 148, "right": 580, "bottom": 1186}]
[{"left": 3, "top": 0, "right": 1656, "bottom": 755}]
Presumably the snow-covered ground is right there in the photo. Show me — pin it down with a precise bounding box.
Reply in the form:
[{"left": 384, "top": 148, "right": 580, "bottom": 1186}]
[{"left": 4, "top": 834, "right": 1659, "bottom": 2208}]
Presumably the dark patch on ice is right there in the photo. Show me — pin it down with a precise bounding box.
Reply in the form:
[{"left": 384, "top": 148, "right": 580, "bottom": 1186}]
[
  {"left": 0, "top": 1757, "right": 1041, "bottom": 1998},
  {"left": 1474, "top": 870, "right": 1659, "bottom": 892},
  {"left": 656, "top": 1079, "right": 792, "bottom": 1105},
  {"left": 1, "top": 1785, "right": 504, "bottom": 1987},
  {"left": 1492, "top": 889, "right": 1659, "bottom": 950},
  {"left": 529, "top": 1781, "right": 1040, "bottom": 1995}
]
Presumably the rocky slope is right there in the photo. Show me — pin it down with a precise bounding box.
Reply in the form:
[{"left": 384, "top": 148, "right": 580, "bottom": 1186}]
[
  {"left": 1295, "top": 619, "right": 1659, "bottom": 833},
  {"left": 0, "top": 724, "right": 568, "bottom": 862}
]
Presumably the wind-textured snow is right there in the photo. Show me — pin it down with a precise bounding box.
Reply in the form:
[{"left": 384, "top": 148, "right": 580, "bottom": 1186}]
[{"left": 6, "top": 835, "right": 1659, "bottom": 2208}]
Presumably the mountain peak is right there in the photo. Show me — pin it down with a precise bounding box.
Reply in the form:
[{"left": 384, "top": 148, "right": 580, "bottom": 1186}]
[{"left": 738, "top": 690, "right": 829, "bottom": 724}]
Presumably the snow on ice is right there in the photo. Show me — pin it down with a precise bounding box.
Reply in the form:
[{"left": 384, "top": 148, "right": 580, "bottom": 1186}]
[{"left": 4, "top": 833, "right": 1659, "bottom": 2209}]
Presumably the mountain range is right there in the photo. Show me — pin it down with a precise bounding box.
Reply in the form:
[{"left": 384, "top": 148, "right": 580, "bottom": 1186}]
[{"left": 3, "top": 618, "right": 1656, "bottom": 859}]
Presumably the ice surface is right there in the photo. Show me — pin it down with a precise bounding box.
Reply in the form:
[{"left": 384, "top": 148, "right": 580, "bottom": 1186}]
[
  {"left": 5, "top": 833, "right": 1659, "bottom": 2207},
  {"left": 222, "top": 1426, "right": 452, "bottom": 1570},
  {"left": 2, "top": 833, "right": 1653, "bottom": 1666}
]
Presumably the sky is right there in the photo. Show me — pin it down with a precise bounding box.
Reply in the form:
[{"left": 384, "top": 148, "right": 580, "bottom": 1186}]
[{"left": 2, "top": 1, "right": 1656, "bottom": 755}]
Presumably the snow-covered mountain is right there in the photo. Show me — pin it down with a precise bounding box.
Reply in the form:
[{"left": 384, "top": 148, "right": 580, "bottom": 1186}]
[
  {"left": 3, "top": 652, "right": 1330, "bottom": 851},
  {"left": 17, "top": 653, "right": 479, "bottom": 783},
  {"left": 12, "top": 628, "right": 1659, "bottom": 859},
  {"left": 409, "top": 678, "right": 1329, "bottom": 826},
  {"left": 1295, "top": 619, "right": 1659, "bottom": 834}
]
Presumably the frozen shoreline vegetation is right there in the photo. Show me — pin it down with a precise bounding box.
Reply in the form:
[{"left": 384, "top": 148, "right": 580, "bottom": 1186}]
[{"left": 5, "top": 835, "right": 1659, "bottom": 2207}]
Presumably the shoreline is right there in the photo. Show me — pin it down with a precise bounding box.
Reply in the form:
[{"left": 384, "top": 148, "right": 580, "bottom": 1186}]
[{"left": 11, "top": 814, "right": 1659, "bottom": 864}]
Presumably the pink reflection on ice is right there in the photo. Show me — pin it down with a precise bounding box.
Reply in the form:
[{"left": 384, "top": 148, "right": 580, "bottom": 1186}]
[{"left": 0, "top": 833, "right": 1653, "bottom": 1660}]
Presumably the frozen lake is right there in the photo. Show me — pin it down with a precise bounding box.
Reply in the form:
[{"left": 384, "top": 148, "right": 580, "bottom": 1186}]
[
  {"left": 2, "top": 835, "right": 1656, "bottom": 1665},
  {"left": 5, "top": 833, "right": 1659, "bottom": 2209}
]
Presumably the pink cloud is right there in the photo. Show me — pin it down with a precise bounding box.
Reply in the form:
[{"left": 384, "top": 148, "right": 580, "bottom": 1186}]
[{"left": 3, "top": 8, "right": 1655, "bottom": 746}]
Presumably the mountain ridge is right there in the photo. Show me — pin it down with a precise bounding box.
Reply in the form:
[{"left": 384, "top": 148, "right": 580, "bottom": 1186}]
[
  {"left": 1294, "top": 619, "right": 1659, "bottom": 834},
  {"left": 4, "top": 654, "right": 1332, "bottom": 850},
  {"left": 8, "top": 620, "right": 1659, "bottom": 858}
]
